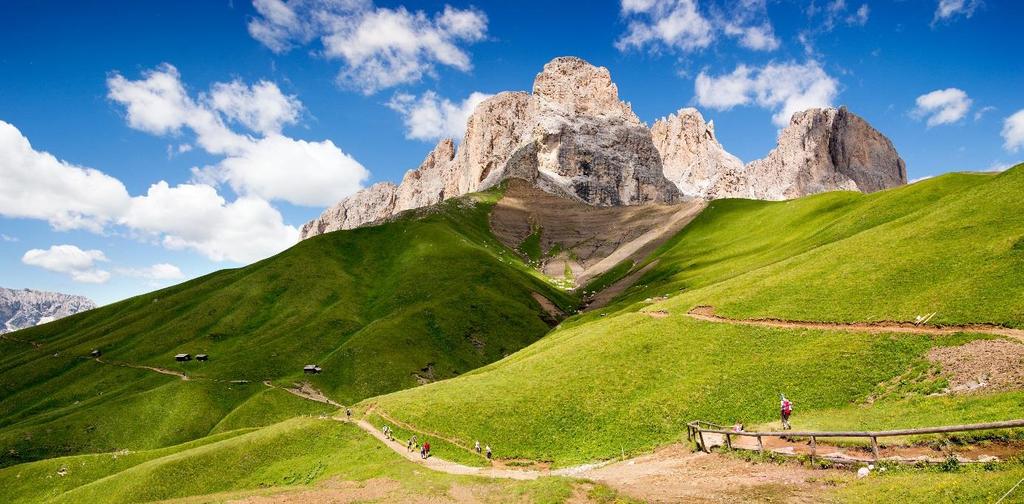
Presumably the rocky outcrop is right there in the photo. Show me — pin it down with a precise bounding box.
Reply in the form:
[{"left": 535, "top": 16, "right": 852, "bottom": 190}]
[
  {"left": 654, "top": 107, "right": 905, "bottom": 200},
  {"left": 652, "top": 108, "right": 747, "bottom": 199},
  {"left": 0, "top": 287, "right": 95, "bottom": 334},
  {"left": 302, "top": 57, "right": 680, "bottom": 238},
  {"left": 302, "top": 58, "right": 906, "bottom": 239},
  {"left": 299, "top": 182, "right": 397, "bottom": 239},
  {"left": 743, "top": 107, "right": 907, "bottom": 200}
]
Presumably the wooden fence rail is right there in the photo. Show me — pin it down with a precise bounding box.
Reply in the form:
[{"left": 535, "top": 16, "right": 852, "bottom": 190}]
[{"left": 687, "top": 419, "right": 1024, "bottom": 463}]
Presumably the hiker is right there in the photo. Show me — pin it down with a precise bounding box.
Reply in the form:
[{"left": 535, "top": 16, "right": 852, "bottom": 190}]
[
  {"left": 475, "top": 440, "right": 481, "bottom": 454},
  {"left": 732, "top": 422, "right": 744, "bottom": 433},
  {"left": 424, "top": 441, "right": 431, "bottom": 459},
  {"left": 346, "top": 408, "right": 351, "bottom": 420},
  {"left": 407, "top": 438, "right": 413, "bottom": 452},
  {"left": 419, "top": 444, "right": 425, "bottom": 459},
  {"left": 780, "top": 394, "right": 793, "bottom": 430},
  {"left": 486, "top": 445, "right": 492, "bottom": 460}
]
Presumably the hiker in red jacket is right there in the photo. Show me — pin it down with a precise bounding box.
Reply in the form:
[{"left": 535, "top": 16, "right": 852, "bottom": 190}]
[
  {"left": 780, "top": 394, "right": 793, "bottom": 430},
  {"left": 423, "top": 441, "right": 431, "bottom": 459}
]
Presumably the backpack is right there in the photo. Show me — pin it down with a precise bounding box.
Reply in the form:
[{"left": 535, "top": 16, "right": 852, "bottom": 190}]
[{"left": 782, "top": 399, "right": 792, "bottom": 414}]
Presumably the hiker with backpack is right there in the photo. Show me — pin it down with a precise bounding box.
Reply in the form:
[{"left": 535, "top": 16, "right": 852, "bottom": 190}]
[
  {"left": 423, "top": 441, "right": 431, "bottom": 459},
  {"left": 780, "top": 394, "right": 793, "bottom": 430},
  {"left": 485, "top": 445, "right": 492, "bottom": 460},
  {"left": 474, "top": 440, "right": 481, "bottom": 454}
]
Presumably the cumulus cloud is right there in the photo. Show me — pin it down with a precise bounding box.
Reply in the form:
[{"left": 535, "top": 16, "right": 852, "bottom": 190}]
[
  {"left": 617, "top": 0, "right": 781, "bottom": 54},
  {"left": 108, "top": 64, "right": 369, "bottom": 206},
  {"left": 1003, "top": 110, "right": 1024, "bottom": 153},
  {"left": 116, "top": 263, "right": 185, "bottom": 282},
  {"left": 120, "top": 182, "right": 299, "bottom": 263},
  {"left": 0, "top": 120, "right": 131, "bottom": 232},
  {"left": 208, "top": 79, "right": 303, "bottom": 135},
  {"left": 694, "top": 61, "right": 840, "bottom": 127},
  {"left": 913, "top": 88, "right": 972, "bottom": 127},
  {"left": 933, "top": 0, "right": 980, "bottom": 25},
  {"left": 386, "top": 91, "right": 492, "bottom": 141},
  {"left": 616, "top": 0, "right": 714, "bottom": 52},
  {"left": 22, "top": 245, "right": 111, "bottom": 284},
  {"left": 0, "top": 120, "right": 299, "bottom": 264},
  {"left": 247, "top": 1, "right": 488, "bottom": 94}
]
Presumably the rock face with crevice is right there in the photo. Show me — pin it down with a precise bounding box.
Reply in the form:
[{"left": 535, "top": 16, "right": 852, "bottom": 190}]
[
  {"left": 652, "top": 108, "right": 747, "bottom": 199},
  {"left": 742, "top": 107, "right": 907, "bottom": 200},
  {"left": 302, "top": 58, "right": 906, "bottom": 240},
  {"left": 301, "top": 57, "right": 680, "bottom": 239}
]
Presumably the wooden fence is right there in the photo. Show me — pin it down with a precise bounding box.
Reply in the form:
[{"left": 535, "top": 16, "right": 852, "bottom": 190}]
[{"left": 687, "top": 419, "right": 1024, "bottom": 463}]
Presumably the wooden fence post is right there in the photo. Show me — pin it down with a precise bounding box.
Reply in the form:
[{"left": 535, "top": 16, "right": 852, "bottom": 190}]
[
  {"left": 698, "top": 430, "right": 707, "bottom": 453},
  {"left": 757, "top": 435, "right": 763, "bottom": 453},
  {"left": 725, "top": 433, "right": 732, "bottom": 450},
  {"left": 810, "top": 436, "right": 816, "bottom": 463},
  {"left": 871, "top": 436, "right": 879, "bottom": 461}
]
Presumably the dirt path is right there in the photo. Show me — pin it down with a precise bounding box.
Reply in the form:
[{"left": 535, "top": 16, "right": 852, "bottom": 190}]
[
  {"left": 94, "top": 357, "right": 189, "bottom": 381},
  {"left": 580, "top": 443, "right": 841, "bottom": 503},
  {"left": 263, "top": 380, "right": 342, "bottom": 407},
  {"left": 685, "top": 306, "right": 1024, "bottom": 339}
]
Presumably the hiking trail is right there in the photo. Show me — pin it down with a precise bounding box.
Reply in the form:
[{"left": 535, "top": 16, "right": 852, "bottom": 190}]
[{"left": 683, "top": 305, "right": 1024, "bottom": 339}]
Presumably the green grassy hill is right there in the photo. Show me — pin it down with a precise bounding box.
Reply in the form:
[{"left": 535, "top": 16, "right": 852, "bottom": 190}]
[
  {"left": 0, "top": 191, "right": 576, "bottom": 467},
  {"left": 371, "top": 166, "right": 1024, "bottom": 466}
]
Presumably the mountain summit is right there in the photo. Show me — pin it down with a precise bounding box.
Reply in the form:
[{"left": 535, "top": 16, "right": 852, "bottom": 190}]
[
  {"left": 302, "top": 57, "right": 906, "bottom": 240},
  {"left": 0, "top": 287, "right": 95, "bottom": 334}
]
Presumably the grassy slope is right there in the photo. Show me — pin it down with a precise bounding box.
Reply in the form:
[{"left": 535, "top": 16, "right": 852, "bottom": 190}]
[
  {"left": 0, "top": 418, "right": 596, "bottom": 504},
  {"left": 0, "top": 192, "right": 576, "bottom": 467},
  {"left": 371, "top": 166, "right": 1024, "bottom": 466}
]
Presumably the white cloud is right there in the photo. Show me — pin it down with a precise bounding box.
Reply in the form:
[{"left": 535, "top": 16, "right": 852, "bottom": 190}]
[
  {"left": 116, "top": 263, "right": 186, "bottom": 282},
  {"left": 120, "top": 182, "right": 299, "bottom": 263},
  {"left": 723, "top": 23, "right": 779, "bottom": 51},
  {"left": 849, "top": 4, "right": 870, "bottom": 26},
  {"left": 248, "top": 1, "right": 488, "bottom": 94},
  {"left": 974, "top": 105, "right": 996, "bottom": 121},
  {"left": 1, "top": 234, "right": 18, "bottom": 242},
  {"left": 387, "top": 91, "right": 492, "bottom": 141},
  {"left": 1, "top": 120, "right": 299, "bottom": 264},
  {"left": 913, "top": 88, "right": 972, "bottom": 127},
  {"left": 933, "top": 0, "right": 980, "bottom": 25},
  {"left": 616, "top": 0, "right": 714, "bottom": 52},
  {"left": 1003, "top": 110, "right": 1024, "bottom": 153},
  {"left": 0, "top": 120, "right": 131, "bottom": 232},
  {"left": 208, "top": 79, "right": 302, "bottom": 135},
  {"left": 108, "top": 64, "right": 369, "bottom": 206},
  {"left": 193, "top": 135, "right": 369, "bottom": 207},
  {"left": 22, "top": 245, "right": 111, "bottom": 284},
  {"left": 694, "top": 61, "right": 840, "bottom": 127}
]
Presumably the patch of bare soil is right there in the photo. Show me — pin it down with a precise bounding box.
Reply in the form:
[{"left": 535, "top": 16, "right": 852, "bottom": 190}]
[
  {"left": 585, "top": 260, "right": 659, "bottom": 311},
  {"left": 928, "top": 339, "right": 1024, "bottom": 393},
  {"left": 489, "top": 179, "right": 705, "bottom": 288},
  {"left": 687, "top": 306, "right": 1024, "bottom": 340},
  {"left": 95, "top": 357, "right": 189, "bottom": 381},
  {"left": 227, "top": 478, "right": 402, "bottom": 504},
  {"left": 581, "top": 443, "right": 842, "bottom": 504},
  {"left": 646, "top": 310, "right": 670, "bottom": 318},
  {"left": 531, "top": 292, "right": 564, "bottom": 325},
  {"left": 264, "top": 380, "right": 341, "bottom": 406}
]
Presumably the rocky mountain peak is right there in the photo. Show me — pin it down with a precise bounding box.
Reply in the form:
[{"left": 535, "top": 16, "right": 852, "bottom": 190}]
[
  {"left": 652, "top": 108, "right": 747, "bottom": 199},
  {"left": 743, "top": 106, "right": 907, "bottom": 200},
  {"left": 301, "top": 58, "right": 906, "bottom": 240},
  {"left": 0, "top": 287, "right": 96, "bottom": 334},
  {"left": 530, "top": 56, "right": 639, "bottom": 125}
]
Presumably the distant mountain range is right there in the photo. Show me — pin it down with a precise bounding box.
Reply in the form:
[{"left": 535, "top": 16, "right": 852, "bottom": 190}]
[{"left": 0, "top": 287, "right": 96, "bottom": 334}]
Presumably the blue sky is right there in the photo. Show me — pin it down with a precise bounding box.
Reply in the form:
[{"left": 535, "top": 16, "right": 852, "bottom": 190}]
[{"left": 1, "top": 0, "right": 1022, "bottom": 305}]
